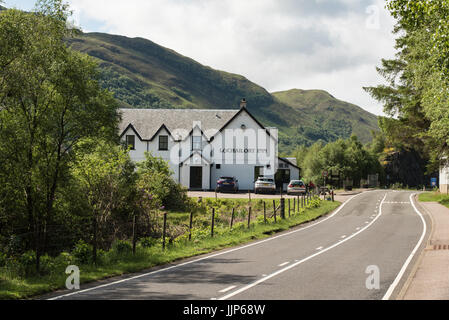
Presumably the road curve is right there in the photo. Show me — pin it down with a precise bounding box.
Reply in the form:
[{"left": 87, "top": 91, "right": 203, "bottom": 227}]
[{"left": 47, "top": 190, "right": 429, "bottom": 300}]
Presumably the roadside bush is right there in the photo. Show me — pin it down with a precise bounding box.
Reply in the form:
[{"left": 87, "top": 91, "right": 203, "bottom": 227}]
[
  {"left": 18, "top": 251, "right": 36, "bottom": 276},
  {"left": 0, "top": 251, "right": 6, "bottom": 267},
  {"left": 54, "top": 252, "right": 74, "bottom": 268},
  {"left": 139, "top": 237, "right": 158, "bottom": 248},
  {"left": 72, "top": 240, "right": 93, "bottom": 264},
  {"left": 111, "top": 240, "right": 132, "bottom": 255}
]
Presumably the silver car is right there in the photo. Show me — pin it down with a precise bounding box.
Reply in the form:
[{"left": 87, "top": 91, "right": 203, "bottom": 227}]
[
  {"left": 254, "top": 177, "right": 276, "bottom": 194},
  {"left": 287, "top": 180, "right": 306, "bottom": 195}
]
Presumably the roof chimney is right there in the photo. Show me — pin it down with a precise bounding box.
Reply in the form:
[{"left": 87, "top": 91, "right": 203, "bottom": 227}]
[{"left": 240, "top": 98, "right": 247, "bottom": 109}]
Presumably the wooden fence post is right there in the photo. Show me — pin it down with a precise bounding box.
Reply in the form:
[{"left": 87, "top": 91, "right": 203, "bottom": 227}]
[
  {"left": 273, "top": 200, "right": 277, "bottom": 223},
  {"left": 162, "top": 212, "right": 167, "bottom": 250},
  {"left": 132, "top": 214, "right": 137, "bottom": 255},
  {"left": 264, "top": 202, "right": 267, "bottom": 224},
  {"left": 288, "top": 198, "right": 291, "bottom": 217},
  {"left": 211, "top": 208, "right": 215, "bottom": 237},
  {"left": 230, "top": 208, "right": 235, "bottom": 229},
  {"left": 189, "top": 212, "right": 193, "bottom": 241},
  {"left": 247, "top": 207, "right": 252, "bottom": 229}
]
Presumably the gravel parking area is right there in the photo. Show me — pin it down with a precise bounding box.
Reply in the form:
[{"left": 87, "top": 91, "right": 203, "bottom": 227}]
[{"left": 187, "top": 189, "right": 366, "bottom": 203}]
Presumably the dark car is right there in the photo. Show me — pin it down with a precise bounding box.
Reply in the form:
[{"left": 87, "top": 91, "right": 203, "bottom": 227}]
[{"left": 216, "top": 177, "right": 239, "bottom": 193}]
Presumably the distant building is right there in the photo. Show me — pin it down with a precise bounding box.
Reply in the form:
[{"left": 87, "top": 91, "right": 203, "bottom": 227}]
[
  {"left": 118, "top": 101, "right": 300, "bottom": 191},
  {"left": 440, "top": 158, "right": 449, "bottom": 193}
]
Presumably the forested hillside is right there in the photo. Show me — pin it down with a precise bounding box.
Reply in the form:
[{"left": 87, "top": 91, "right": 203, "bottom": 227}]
[{"left": 69, "top": 32, "right": 379, "bottom": 153}]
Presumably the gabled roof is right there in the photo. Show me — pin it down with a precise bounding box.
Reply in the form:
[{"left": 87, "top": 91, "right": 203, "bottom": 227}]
[
  {"left": 279, "top": 157, "right": 301, "bottom": 170},
  {"left": 180, "top": 151, "right": 212, "bottom": 165},
  {"left": 119, "top": 108, "right": 240, "bottom": 141}
]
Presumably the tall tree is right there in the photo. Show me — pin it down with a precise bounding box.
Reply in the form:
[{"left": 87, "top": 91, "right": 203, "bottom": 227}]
[
  {"left": 0, "top": 0, "right": 119, "bottom": 270},
  {"left": 365, "top": 0, "right": 449, "bottom": 171}
]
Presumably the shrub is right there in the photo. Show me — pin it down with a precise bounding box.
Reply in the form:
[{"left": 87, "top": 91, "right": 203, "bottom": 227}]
[
  {"left": 72, "top": 240, "right": 93, "bottom": 264},
  {"left": 112, "top": 240, "right": 132, "bottom": 255},
  {"left": 0, "top": 251, "right": 6, "bottom": 267},
  {"left": 18, "top": 251, "right": 37, "bottom": 276},
  {"left": 139, "top": 237, "right": 158, "bottom": 248}
]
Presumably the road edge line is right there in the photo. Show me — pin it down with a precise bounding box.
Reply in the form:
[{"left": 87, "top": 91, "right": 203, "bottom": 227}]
[
  {"left": 382, "top": 193, "right": 428, "bottom": 300},
  {"left": 217, "top": 192, "right": 388, "bottom": 300},
  {"left": 48, "top": 191, "right": 370, "bottom": 300}
]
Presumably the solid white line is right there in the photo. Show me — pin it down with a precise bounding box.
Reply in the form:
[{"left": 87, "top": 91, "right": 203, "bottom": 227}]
[
  {"left": 382, "top": 193, "right": 427, "bottom": 300},
  {"left": 49, "top": 190, "right": 374, "bottom": 300},
  {"left": 278, "top": 262, "right": 290, "bottom": 267},
  {"left": 218, "top": 193, "right": 389, "bottom": 300},
  {"left": 219, "top": 286, "right": 237, "bottom": 293}
]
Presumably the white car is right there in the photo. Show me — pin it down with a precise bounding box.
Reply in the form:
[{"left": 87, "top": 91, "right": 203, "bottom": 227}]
[
  {"left": 255, "top": 177, "right": 276, "bottom": 194},
  {"left": 287, "top": 180, "right": 306, "bottom": 195}
]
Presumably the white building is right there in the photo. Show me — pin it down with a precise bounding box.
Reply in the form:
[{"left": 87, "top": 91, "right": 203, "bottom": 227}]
[
  {"left": 118, "top": 101, "right": 300, "bottom": 191},
  {"left": 440, "top": 158, "right": 449, "bottom": 194}
]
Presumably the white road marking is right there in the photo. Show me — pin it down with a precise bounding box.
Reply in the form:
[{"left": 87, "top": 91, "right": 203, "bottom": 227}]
[
  {"left": 316, "top": 247, "right": 323, "bottom": 251},
  {"left": 219, "top": 286, "right": 237, "bottom": 293},
  {"left": 341, "top": 235, "right": 347, "bottom": 239},
  {"left": 356, "top": 227, "right": 361, "bottom": 230},
  {"left": 218, "top": 193, "right": 389, "bottom": 300},
  {"left": 278, "top": 262, "right": 290, "bottom": 267},
  {"left": 382, "top": 193, "right": 427, "bottom": 300},
  {"left": 48, "top": 190, "right": 380, "bottom": 301}
]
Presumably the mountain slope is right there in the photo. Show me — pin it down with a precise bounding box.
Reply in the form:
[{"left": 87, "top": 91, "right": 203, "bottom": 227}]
[
  {"left": 68, "top": 32, "right": 379, "bottom": 153},
  {"left": 272, "top": 89, "right": 379, "bottom": 145}
]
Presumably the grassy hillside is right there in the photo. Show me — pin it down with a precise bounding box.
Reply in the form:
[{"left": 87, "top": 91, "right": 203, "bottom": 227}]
[
  {"left": 272, "top": 89, "right": 380, "bottom": 146},
  {"left": 68, "top": 32, "right": 379, "bottom": 153}
]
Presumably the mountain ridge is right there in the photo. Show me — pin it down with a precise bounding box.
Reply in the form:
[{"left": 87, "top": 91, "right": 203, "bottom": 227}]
[{"left": 67, "top": 32, "right": 379, "bottom": 153}]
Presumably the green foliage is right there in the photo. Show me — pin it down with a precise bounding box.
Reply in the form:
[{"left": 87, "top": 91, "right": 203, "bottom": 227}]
[
  {"left": 137, "top": 152, "right": 189, "bottom": 211},
  {"left": 72, "top": 240, "right": 93, "bottom": 264},
  {"left": 366, "top": 0, "right": 449, "bottom": 172},
  {"left": 111, "top": 240, "right": 133, "bottom": 255},
  {"left": 296, "top": 136, "right": 381, "bottom": 186},
  {"left": 68, "top": 32, "right": 379, "bottom": 153}
]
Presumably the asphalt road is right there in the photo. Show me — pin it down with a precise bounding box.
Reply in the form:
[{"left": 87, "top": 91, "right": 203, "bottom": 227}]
[{"left": 46, "top": 190, "right": 429, "bottom": 300}]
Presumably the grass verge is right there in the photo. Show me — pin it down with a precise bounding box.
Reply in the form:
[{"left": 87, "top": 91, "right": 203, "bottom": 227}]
[
  {"left": 0, "top": 200, "right": 340, "bottom": 300},
  {"left": 418, "top": 192, "right": 449, "bottom": 209}
]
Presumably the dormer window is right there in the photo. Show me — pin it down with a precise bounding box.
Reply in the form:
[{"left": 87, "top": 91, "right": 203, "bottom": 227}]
[
  {"left": 159, "top": 135, "right": 169, "bottom": 151},
  {"left": 126, "top": 135, "right": 135, "bottom": 150},
  {"left": 192, "top": 136, "right": 202, "bottom": 151}
]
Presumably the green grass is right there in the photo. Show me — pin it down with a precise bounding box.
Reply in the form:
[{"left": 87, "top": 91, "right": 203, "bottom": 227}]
[
  {"left": 0, "top": 199, "right": 340, "bottom": 300},
  {"left": 419, "top": 192, "right": 449, "bottom": 209}
]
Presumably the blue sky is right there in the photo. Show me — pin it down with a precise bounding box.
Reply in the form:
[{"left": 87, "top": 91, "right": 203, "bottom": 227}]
[{"left": 4, "top": 0, "right": 398, "bottom": 116}]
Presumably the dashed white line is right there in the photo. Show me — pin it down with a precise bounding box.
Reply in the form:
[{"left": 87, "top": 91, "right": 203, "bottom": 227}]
[
  {"left": 219, "top": 285, "right": 237, "bottom": 293},
  {"left": 278, "top": 262, "right": 290, "bottom": 267},
  {"left": 316, "top": 247, "right": 323, "bottom": 251},
  {"left": 218, "top": 193, "right": 389, "bottom": 300},
  {"left": 341, "top": 235, "right": 347, "bottom": 239}
]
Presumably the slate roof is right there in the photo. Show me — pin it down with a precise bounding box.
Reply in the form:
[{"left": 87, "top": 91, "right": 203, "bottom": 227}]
[{"left": 119, "top": 108, "right": 240, "bottom": 141}]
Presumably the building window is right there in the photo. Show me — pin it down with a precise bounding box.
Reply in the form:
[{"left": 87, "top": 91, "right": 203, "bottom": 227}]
[
  {"left": 192, "top": 136, "right": 202, "bottom": 151},
  {"left": 216, "top": 164, "right": 221, "bottom": 170},
  {"left": 126, "top": 135, "right": 135, "bottom": 150},
  {"left": 159, "top": 135, "right": 169, "bottom": 151}
]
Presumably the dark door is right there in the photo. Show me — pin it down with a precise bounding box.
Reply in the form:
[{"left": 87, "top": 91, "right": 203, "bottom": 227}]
[{"left": 190, "top": 167, "right": 203, "bottom": 189}]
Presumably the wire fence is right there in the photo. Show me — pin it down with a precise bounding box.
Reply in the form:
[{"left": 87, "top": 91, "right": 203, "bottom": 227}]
[{"left": 1, "top": 192, "right": 328, "bottom": 276}]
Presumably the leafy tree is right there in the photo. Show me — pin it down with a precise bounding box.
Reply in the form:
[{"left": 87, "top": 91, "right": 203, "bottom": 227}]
[
  {"left": 365, "top": 0, "right": 449, "bottom": 171},
  {"left": 0, "top": 0, "right": 119, "bottom": 270},
  {"left": 70, "top": 139, "right": 135, "bottom": 264}
]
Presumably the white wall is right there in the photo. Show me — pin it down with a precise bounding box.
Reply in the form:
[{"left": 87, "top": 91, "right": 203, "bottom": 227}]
[
  {"left": 121, "top": 109, "right": 278, "bottom": 191},
  {"left": 440, "top": 163, "right": 449, "bottom": 193}
]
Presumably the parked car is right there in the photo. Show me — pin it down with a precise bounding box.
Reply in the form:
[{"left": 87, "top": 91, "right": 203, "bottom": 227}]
[
  {"left": 287, "top": 180, "right": 307, "bottom": 195},
  {"left": 216, "top": 177, "right": 239, "bottom": 193},
  {"left": 255, "top": 177, "right": 276, "bottom": 194}
]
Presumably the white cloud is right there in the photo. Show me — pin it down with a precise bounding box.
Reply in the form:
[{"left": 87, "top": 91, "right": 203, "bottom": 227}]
[{"left": 55, "top": 0, "right": 398, "bottom": 115}]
